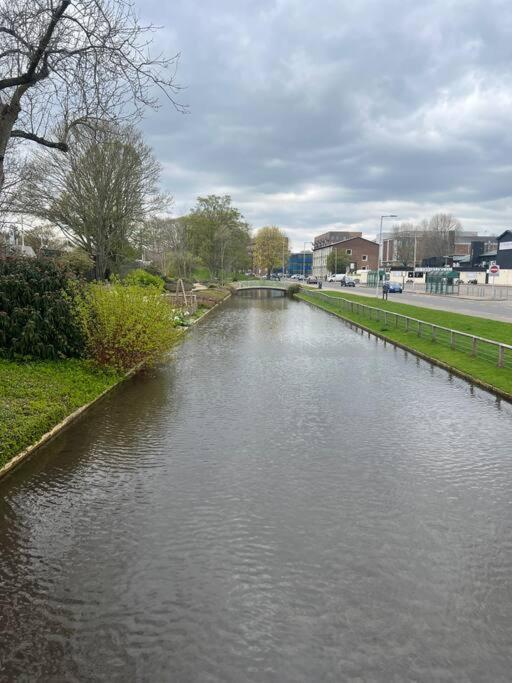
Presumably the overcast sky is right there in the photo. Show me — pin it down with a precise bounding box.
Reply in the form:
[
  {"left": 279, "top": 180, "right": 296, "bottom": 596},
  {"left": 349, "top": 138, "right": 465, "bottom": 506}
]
[{"left": 138, "top": 0, "right": 512, "bottom": 250}]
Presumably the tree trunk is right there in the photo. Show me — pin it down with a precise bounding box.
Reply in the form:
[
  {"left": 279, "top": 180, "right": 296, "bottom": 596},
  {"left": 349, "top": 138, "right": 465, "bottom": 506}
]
[{"left": 0, "top": 103, "right": 20, "bottom": 197}]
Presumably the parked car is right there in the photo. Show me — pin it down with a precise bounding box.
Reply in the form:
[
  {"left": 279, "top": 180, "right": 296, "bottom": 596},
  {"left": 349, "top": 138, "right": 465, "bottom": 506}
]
[
  {"left": 307, "top": 276, "right": 318, "bottom": 284},
  {"left": 297, "top": 274, "right": 305, "bottom": 281},
  {"left": 387, "top": 281, "right": 403, "bottom": 293},
  {"left": 327, "top": 273, "right": 345, "bottom": 282},
  {"left": 341, "top": 279, "right": 356, "bottom": 287}
]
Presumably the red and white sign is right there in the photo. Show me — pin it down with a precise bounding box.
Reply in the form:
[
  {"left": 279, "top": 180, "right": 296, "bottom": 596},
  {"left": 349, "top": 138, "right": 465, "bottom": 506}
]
[{"left": 489, "top": 264, "right": 500, "bottom": 275}]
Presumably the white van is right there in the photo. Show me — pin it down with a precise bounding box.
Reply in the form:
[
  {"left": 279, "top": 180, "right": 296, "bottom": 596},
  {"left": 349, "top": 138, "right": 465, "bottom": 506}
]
[{"left": 327, "top": 273, "right": 346, "bottom": 282}]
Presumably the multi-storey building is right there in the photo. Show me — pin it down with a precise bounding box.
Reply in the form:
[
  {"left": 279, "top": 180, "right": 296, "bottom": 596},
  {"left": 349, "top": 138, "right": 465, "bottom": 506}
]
[
  {"left": 312, "top": 237, "right": 378, "bottom": 278},
  {"left": 313, "top": 230, "right": 362, "bottom": 250},
  {"left": 288, "top": 251, "right": 312, "bottom": 276}
]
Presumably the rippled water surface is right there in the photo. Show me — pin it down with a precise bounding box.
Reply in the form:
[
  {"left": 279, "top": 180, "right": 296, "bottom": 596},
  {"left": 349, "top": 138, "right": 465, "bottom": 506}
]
[{"left": 2, "top": 296, "right": 512, "bottom": 681}]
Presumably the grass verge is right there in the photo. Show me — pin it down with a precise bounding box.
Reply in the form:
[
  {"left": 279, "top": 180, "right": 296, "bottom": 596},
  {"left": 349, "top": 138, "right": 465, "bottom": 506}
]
[
  {"left": 297, "top": 291, "right": 512, "bottom": 398},
  {"left": 0, "top": 359, "right": 122, "bottom": 469},
  {"left": 302, "top": 288, "right": 512, "bottom": 343}
]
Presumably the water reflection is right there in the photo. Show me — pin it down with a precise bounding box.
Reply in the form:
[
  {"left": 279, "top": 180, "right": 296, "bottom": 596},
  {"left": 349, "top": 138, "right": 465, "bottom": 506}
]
[{"left": 1, "top": 297, "right": 512, "bottom": 681}]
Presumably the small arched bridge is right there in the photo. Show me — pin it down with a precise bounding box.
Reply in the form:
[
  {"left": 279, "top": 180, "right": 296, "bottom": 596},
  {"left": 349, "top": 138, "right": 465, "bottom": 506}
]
[{"left": 233, "top": 280, "right": 290, "bottom": 294}]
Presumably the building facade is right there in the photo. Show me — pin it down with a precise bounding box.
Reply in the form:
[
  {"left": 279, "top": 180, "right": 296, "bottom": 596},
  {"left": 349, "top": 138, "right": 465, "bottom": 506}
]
[
  {"left": 382, "top": 230, "right": 497, "bottom": 268},
  {"left": 313, "top": 230, "right": 362, "bottom": 250},
  {"left": 312, "top": 237, "right": 378, "bottom": 278},
  {"left": 288, "top": 251, "right": 312, "bottom": 276}
]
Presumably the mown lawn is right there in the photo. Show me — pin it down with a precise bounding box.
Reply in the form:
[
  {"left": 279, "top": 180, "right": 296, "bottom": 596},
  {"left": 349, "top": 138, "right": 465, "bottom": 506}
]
[
  {"left": 297, "top": 291, "right": 512, "bottom": 397},
  {"left": 302, "top": 288, "right": 512, "bottom": 344},
  {"left": 0, "top": 359, "right": 122, "bottom": 469}
]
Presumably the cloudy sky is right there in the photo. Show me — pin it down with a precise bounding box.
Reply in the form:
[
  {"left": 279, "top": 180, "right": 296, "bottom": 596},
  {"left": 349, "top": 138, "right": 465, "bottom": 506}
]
[{"left": 138, "top": 0, "right": 512, "bottom": 250}]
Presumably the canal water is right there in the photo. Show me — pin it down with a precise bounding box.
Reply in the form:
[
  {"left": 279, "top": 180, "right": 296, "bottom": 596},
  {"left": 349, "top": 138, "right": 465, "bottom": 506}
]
[{"left": 1, "top": 296, "right": 512, "bottom": 681}]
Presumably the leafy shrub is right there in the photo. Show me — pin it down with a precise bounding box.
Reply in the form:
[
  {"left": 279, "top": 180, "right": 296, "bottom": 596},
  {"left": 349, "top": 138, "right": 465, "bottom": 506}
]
[
  {"left": 58, "top": 248, "right": 94, "bottom": 278},
  {"left": 124, "top": 268, "right": 165, "bottom": 291},
  {"left": 171, "top": 309, "right": 192, "bottom": 326},
  {"left": 78, "top": 283, "right": 180, "bottom": 370},
  {"left": 0, "top": 257, "right": 84, "bottom": 359}
]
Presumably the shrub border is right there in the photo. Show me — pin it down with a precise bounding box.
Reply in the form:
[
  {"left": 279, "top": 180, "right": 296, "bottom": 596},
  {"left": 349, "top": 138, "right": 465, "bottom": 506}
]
[{"left": 0, "top": 289, "right": 232, "bottom": 483}]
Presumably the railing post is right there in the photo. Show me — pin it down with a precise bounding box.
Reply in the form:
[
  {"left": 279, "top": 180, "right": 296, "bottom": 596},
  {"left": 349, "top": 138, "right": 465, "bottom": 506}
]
[
  {"left": 406, "top": 317, "right": 409, "bottom": 332},
  {"left": 418, "top": 321, "right": 421, "bottom": 337},
  {"left": 471, "top": 337, "right": 477, "bottom": 357},
  {"left": 432, "top": 324, "right": 436, "bottom": 341},
  {"left": 498, "top": 345, "right": 504, "bottom": 368},
  {"left": 450, "top": 330, "right": 455, "bottom": 349}
]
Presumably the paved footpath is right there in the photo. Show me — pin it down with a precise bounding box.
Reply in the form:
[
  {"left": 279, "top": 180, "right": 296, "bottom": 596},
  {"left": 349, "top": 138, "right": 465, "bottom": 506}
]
[{"left": 303, "top": 282, "right": 512, "bottom": 323}]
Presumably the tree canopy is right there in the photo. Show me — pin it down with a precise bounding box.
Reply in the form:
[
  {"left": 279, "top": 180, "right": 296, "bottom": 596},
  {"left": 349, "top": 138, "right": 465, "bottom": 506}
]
[
  {"left": 253, "top": 226, "right": 288, "bottom": 276},
  {"left": 185, "top": 195, "right": 250, "bottom": 280},
  {"left": 326, "top": 248, "right": 351, "bottom": 274},
  {"left": 20, "top": 124, "right": 163, "bottom": 279}
]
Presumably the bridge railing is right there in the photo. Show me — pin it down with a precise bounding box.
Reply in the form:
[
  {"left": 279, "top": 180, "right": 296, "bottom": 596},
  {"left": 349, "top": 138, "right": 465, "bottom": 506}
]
[
  {"left": 236, "top": 280, "right": 287, "bottom": 289},
  {"left": 303, "top": 289, "right": 512, "bottom": 369}
]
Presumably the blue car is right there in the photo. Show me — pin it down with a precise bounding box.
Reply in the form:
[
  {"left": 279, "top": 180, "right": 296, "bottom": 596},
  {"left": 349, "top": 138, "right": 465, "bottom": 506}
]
[{"left": 386, "top": 281, "right": 403, "bottom": 293}]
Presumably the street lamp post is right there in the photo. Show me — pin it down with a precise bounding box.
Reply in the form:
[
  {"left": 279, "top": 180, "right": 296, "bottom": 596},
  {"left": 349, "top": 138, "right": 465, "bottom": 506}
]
[{"left": 375, "top": 214, "right": 398, "bottom": 297}]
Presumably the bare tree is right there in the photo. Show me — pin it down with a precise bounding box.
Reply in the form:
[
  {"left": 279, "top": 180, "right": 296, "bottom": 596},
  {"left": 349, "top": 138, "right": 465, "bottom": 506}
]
[
  {"left": 135, "top": 216, "right": 198, "bottom": 277},
  {"left": 24, "top": 222, "right": 64, "bottom": 254},
  {"left": 20, "top": 124, "right": 165, "bottom": 278},
  {"left": 391, "top": 221, "right": 417, "bottom": 266},
  {"left": 0, "top": 0, "right": 184, "bottom": 195},
  {"left": 423, "top": 213, "right": 462, "bottom": 260}
]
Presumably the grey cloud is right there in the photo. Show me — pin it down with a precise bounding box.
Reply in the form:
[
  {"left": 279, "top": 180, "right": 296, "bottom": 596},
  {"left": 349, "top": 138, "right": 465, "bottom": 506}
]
[{"left": 139, "top": 0, "right": 512, "bottom": 247}]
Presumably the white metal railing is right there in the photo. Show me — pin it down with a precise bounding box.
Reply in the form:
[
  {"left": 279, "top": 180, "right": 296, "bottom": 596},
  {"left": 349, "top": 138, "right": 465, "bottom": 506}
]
[
  {"left": 303, "top": 289, "right": 512, "bottom": 369},
  {"left": 237, "top": 279, "right": 288, "bottom": 289}
]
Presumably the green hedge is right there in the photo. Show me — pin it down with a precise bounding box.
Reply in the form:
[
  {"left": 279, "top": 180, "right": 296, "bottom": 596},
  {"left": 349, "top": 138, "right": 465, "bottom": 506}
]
[{"left": 0, "top": 257, "right": 84, "bottom": 360}]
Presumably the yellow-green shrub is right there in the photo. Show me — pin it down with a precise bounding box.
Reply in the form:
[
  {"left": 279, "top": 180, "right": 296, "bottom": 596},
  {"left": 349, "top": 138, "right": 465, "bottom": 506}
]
[
  {"left": 124, "top": 268, "right": 165, "bottom": 290},
  {"left": 79, "top": 283, "right": 180, "bottom": 370}
]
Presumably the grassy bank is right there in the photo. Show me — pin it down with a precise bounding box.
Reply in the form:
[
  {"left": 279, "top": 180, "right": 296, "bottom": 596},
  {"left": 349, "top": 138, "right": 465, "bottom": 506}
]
[
  {"left": 297, "top": 290, "right": 512, "bottom": 398},
  {"left": 0, "top": 288, "right": 230, "bottom": 472},
  {"left": 0, "top": 360, "right": 122, "bottom": 469},
  {"left": 302, "top": 288, "right": 512, "bottom": 343}
]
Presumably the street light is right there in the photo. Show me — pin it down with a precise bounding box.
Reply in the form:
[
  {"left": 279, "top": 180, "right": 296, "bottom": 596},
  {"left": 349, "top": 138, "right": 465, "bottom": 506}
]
[
  {"left": 375, "top": 214, "right": 398, "bottom": 297},
  {"left": 303, "top": 241, "right": 314, "bottom": 279}
]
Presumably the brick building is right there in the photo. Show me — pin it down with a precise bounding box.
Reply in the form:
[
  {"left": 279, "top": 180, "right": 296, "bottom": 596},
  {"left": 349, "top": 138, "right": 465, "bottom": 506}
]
[
  {"left": 313, "top": 230, "right": 362, "bottom": 250},
  {"left": 312, "top": 236, "right": 378, "bottom": 278}
]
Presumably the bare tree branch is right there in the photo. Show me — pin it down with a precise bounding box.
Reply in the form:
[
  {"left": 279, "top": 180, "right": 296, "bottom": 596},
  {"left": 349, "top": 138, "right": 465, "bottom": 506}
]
[
  {"left": 11, "top": 128, "right": 68, "bottom": 150},
  {"left": 0, "top": 0, "right": 185, "bottom": 195}
]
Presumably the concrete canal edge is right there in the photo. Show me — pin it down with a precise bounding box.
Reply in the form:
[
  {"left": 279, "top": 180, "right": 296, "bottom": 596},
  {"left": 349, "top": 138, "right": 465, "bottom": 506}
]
[
  {"left": 296, "top": 293, "right": 512, "bottom": 405},
  {"left": 0, "top": 291, "right": 232, "bottom": 483}
]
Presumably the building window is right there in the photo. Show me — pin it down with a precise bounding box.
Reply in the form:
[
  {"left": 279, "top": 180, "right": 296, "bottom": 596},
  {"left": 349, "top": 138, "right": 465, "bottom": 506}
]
[
  {"left": 361, "top": 266, "right": 367, "bottom": 271},
  {"left": 362, "top": 255, "right": 368, "bottom": 261},
  {"left": 346, "top": 249, "right": 352, "bottom": 255}
]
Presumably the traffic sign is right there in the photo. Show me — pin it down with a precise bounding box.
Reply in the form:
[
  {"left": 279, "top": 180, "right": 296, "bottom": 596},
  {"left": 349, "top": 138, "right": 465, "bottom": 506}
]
[{"left": 489, "top": 264, "right": 500, "bottom": 275}]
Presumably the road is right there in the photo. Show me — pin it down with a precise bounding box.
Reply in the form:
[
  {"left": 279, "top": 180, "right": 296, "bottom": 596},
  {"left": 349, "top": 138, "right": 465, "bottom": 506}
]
[{"left": 298, "top": 281, "right": 512, "bottom": 323}]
